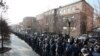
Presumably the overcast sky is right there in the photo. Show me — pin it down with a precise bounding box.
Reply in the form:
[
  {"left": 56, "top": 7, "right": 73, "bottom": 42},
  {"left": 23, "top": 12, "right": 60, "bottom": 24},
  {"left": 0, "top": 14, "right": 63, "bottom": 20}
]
[{"left": 5, "top": 0, "right": 97, "bottom": 25}]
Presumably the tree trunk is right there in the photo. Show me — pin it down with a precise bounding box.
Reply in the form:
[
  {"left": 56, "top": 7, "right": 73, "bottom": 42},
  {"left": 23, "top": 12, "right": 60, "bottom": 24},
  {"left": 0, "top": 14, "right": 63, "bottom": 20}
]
[{"left": 1, "top": 34, "right": 4, "bottom": 51}]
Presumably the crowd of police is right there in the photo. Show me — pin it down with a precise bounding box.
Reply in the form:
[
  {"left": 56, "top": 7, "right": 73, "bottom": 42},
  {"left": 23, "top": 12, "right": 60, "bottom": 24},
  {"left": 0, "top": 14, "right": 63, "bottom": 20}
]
[{"left": 13, "top": 32, "right": 100, "bottom": 56}]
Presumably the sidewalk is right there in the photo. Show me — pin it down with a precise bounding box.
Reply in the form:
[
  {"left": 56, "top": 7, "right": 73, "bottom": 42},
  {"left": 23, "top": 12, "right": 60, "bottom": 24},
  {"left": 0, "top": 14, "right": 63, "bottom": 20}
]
[{"left": 0, "top": 34, "right": 39, "bottom": 56}]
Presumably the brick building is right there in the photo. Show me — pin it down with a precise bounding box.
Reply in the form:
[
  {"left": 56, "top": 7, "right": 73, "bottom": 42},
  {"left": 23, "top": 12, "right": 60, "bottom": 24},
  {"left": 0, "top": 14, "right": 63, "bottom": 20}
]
[{"left": 36, "top": 0, "right": 94, "bottom": 37}]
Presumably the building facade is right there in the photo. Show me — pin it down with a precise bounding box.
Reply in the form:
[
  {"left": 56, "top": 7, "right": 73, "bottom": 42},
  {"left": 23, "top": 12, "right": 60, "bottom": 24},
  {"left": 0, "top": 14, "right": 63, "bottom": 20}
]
[
  {"left": 95, "top": 17, "right": 100, "bottom": 28},
  {"left": 22, "top": 17, "right": 38, "bottom": 33},
  {"left": 36, "top": 0, "right": 94, "bottom": 37}
]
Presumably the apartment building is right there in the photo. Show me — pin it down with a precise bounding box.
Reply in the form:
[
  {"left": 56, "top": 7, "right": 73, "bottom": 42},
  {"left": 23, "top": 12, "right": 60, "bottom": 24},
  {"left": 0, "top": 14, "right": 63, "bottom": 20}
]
[{"left": 36, "top": 0, "right": 94, "bottom": 37}]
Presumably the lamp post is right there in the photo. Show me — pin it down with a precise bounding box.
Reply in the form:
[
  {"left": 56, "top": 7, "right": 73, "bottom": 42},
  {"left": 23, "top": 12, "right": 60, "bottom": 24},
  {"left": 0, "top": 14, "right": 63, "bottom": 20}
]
[
  {"left": 67, "top": 16, "right": 75, "bottom": 37},
  {"left": 67, "top": 18, "right": 71, "bottom": 37}
]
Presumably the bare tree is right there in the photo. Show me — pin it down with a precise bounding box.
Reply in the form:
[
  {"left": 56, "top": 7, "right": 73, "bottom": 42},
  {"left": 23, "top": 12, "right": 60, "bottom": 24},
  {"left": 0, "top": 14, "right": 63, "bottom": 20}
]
[
  {"left": 94, "top": 0, "right": 100, "bottom": 17},
  {"left": 0, "top": 0, "right": 11, "bottom": 52},
  {"left": 0, "top": 19, "right": 11, "bottom": 39},
  {"left": 0, "top": 19, "right": 11, "bottom": 51},
  {"left": 93, "top": 0, "right": 100, "bottom": 27}
]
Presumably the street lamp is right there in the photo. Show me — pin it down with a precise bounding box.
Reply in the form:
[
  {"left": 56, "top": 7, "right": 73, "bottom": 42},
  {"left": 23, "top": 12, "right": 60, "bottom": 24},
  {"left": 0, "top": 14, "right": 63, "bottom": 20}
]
[
  {"left": 67, "top": 18, "right": 71, "bottom": 37},
  {"left": 67, "top": 16, "right": 75, "bottom": 37}
]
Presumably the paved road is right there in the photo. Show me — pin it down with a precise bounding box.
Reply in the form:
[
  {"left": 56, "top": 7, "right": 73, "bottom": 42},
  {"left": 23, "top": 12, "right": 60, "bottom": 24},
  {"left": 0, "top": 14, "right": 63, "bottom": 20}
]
[{"left": 0, "top": 34, "right": 39, "bottom": 56}]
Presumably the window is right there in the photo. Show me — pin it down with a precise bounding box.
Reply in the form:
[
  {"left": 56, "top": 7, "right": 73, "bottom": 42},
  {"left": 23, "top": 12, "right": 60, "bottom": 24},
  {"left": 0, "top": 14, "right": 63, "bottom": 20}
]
[
  {"left": 71, "top": 27, "right": 76, "bottom": 31},
  {"left": 69, "top": 8, "right": 72, "bottom": 13},
  {"left": 51, "top": 10, "right": 54, "bottom": 14},
  {"left": 63, "top": 9, "right": 66, "bottom": 14},
  {"left": 66, "top": 8, "right": 68, "bottom": 12},
  {"left": 60, "top": 9, "right": 63, "bottom": 14},
  {"left": 72, "top": 6, "right": 76, "bottom": 12},
  {"left": 57, "top": 10, "right": 61, "bottom": 14},
  {"left": 67, "top": 8, "right": 70, "bottom": 13}
]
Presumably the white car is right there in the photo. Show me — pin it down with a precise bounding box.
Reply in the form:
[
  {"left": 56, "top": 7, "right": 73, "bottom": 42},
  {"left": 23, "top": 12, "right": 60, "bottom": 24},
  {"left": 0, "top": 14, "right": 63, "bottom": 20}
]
[{"left": 78, "top": 34, "right": 88, "bottom": 40}]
